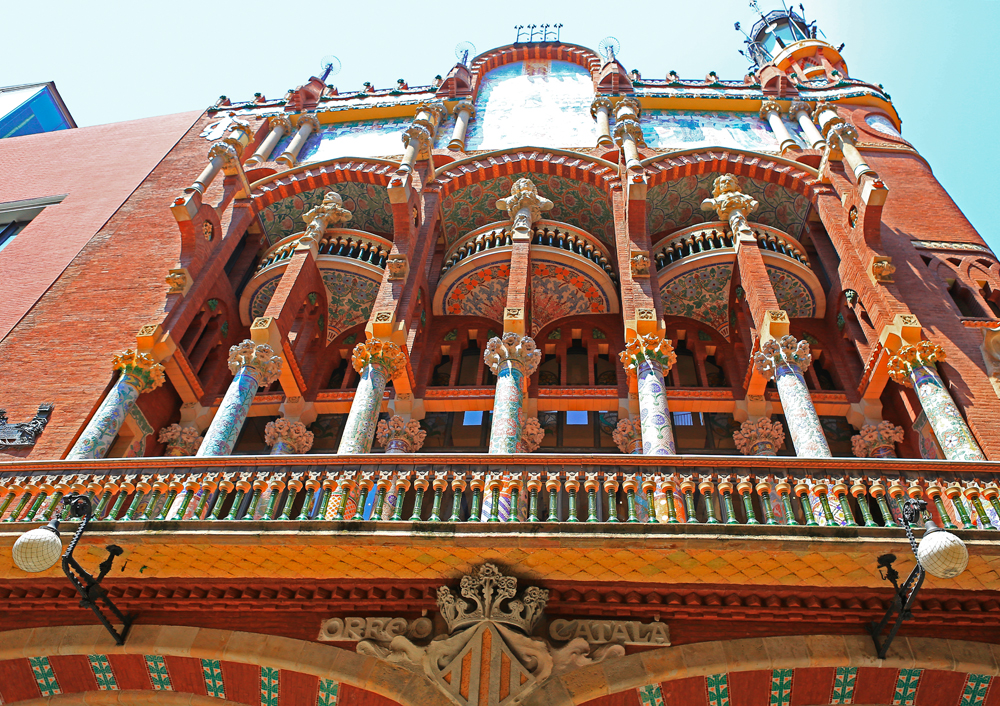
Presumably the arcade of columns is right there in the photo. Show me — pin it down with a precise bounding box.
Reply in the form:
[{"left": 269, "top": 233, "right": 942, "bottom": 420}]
[{"left": 65, "top": 96, "right": 986, "bottom": 465}]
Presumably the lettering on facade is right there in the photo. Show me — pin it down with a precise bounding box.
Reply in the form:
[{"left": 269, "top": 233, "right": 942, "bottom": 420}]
[
  {"left": 548, "top": 619, "right": 670, "bottom": 645},
  {"left": 318, "top": 616, "right": 433, "bottom": 642}
]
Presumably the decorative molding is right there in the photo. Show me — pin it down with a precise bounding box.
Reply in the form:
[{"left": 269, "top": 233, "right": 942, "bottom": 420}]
[{"left": 0, "top": 404, "right": 53, "bottom": 449}]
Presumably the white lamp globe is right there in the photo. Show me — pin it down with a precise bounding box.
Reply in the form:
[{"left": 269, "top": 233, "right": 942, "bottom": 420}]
[
  {"left": 12, "top": 526, "right": 63, "bottom": 573},
  {"left": 917, "top": 529, "right": 969, "bottom": 579}
]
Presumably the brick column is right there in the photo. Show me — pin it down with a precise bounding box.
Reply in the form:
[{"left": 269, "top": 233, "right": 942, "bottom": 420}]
[
  {"left": 483, "top": 333, "right": 541, "bottom": 454},
  {"left": 67, "top": 350, "right": 165, "bottom": 460},
  {"left": 496, "top": 177, "right": 553, "bottom": 335},
  {"left": 888, "top": 341, "right": 985, "bottom": 461},
  {"left": 753, "top": 336, "right": 832, "bottom": 457},
  {"left": 337, "top": 339, "right": 406, "bottom": 454},
  {"left": 197, "top": 341, "right": 282, "bottom": 457},
  {"left": 620, "top": 331, "right": 678, "bottom": 455}
]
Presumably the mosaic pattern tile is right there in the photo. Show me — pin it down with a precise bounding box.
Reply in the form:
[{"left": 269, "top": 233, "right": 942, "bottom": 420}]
[
  {"left": 318, "top": 678, "right": 340, "bottom": 706},
  {"left": 706, "top": 672, "right": 730, "bottom": 706},
  {"left": 641, "top": 110, "right": 807, "bottom": 152},
  {"left": 637, "top": 683, "right": 665, "bottom": 706},
  {"left": 144, "top": 655, "right": 172, "bottom": 691},
  {"left": 831, "top": 666, "right": 858, "bottom": 704},
  {"left": 322, "top": 270, "right": 381, "bottom": 343},
  {"left": 29, "top": 656, "right": 60, "bottom": 697},
  {"left": 88, "top": 655, "right": 118, "bottom": 691},
  {"left": 441, "top": 172, "right": 614, "bottom": 246},
  {"left": 250, "top": 276, "right": 281, "bottom": 319},
  {"left": 660, "top": 263, "right": 733, "bottom": 337},
  {"left": 261, "top": 666, "right": 280, "bottom": 706},
  {"left": 770, "top": 668, "right": 793, "bottom": 706},
  {"left": 646, "top": 172, "right": 811, "bottom": 238},
  {"left": 270, "top": 118, "right": 409, "bottom": 165},
  {"left": 443, "top": 261, "right": 509, "bottom": 322},
  {"left": 260, "top": 183, "right": 394, "bottom": 244},
  {"left": 767, "top": 266, "right": 816, "bottom": 318},
  {"left": 893, "top": 668, "right": 923, "bottom": 705},
  {"left": 202, "top": 658, "right": 226, "bottom": 699},
  {"left": 959, "top": 674, "right": 991, "bottom": 706},
  {"left": 465, "top": 60, "right": 596, "bottom": 152}
]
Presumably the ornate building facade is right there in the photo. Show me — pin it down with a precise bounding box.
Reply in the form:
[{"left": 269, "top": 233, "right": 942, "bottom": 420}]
[{"left": 2, "top": 11, "right": 1000, "bottom": 706}]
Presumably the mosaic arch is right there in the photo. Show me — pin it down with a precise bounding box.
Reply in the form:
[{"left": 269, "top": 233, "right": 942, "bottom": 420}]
[
  {"left": 767, "top": 264, "right": 817, "bottom": 318},
  {"left": 646, "top": 171, "right": 812, "bottom": 238},
  {"left": 440, "top": 172, "right": 614, "bottom": 247},
  {"left": 660, "top": 262, "right": 734, "bottom": 339},
  {"left": 259, "top": 182, "right": 393, "bottom": 245}
]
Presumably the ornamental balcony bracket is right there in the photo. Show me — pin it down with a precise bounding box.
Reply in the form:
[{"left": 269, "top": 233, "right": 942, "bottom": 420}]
[{"left": 0, "top": 404, "right": 53, "bottom": 449}]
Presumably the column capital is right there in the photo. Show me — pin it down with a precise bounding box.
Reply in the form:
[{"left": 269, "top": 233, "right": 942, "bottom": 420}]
[
  {"left": 753, "top": 335, "right": 813, "bottom": 378},
  {"left": 351, "top": 338, "right": 406, "bottom": 378},
  {"left": 401, "top": 124, "right": 432, "bottom": 156},
  {"left": 294, "top": 113, "right": 321, "bottom": 133},
  {"left": 613, "top": 119, "right": 645, "bottom": 146},
  {"left": 416, "top": 101, "right": 448, "bottom": 128},
  {"left": 522, "top": 417, "right": 545, "bottom": 452},
  {"left": 112, "top": 349, "right": 166, "bottom": 393},
  {"left": 733, "top": 417, "right": 786, "bottom": 456},
  {"left": 620, "top": 331, "right": 677, "bottom": 376},
  {"left": 375, "top": 415, "right": 427, "bottom": 453},
  {"left": 616, "top": 96, "right": 642, "bottom": 119},
  {"left": 759, "top": 99, "right": 783, "bottom": 119},
  {"left": 700, "top": 174, "right": 759, "bottom": 225},
  {"left": 851, "top": 421, "right": 904, "bottom": 458},
  {"left": 268, "top": 114, "right": 292, "bottom": 133},
  {"left": 495, "top": 178, "right": 553, "bottom": 231},
  {"left": 453, "top": 99, "right": 476, "bottom": 118},
  {"left": 612, "top": 418, "right": 642, "bottom": 454},
  {"left": 264, "top": 418, "right": 314, "bottom": 454},
  {"left": 207, "top": 141, "right": 239, "bottom": 167},
  {"left": 158, "top": 424, "right": 203, "bottom": 456},
  {"left": 484, "top": 332, "right": 541, "bottom": 376},
  {"left": 888, "top": 340, "right": 946, "bottom": 386},
  {"left": 590, "top": 95, "right": 613, "bottom": 118},
  {"left": 812, "top": 101, "right": 840, "bottom": 122},
  {"left": 301, "top": 191, "right": 353, "bottom": 246},
  {"left": 228, "top": 340, "right": 282, "bottom": 385},
  {"left": 788, "top": 100, "right": 812, "bottom": 118},
  {"left": 826, "top": 121, "right": 858, "bottom": 147}
]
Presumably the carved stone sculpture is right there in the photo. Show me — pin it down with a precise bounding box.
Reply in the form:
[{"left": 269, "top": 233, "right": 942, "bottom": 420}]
[
  {"left": 495, "top": 178, "right": 553, "bottom": 235},
  {"left": 700, "top": 174, "right": 759, "bottom": 238},
  {"left": 301, "top": 191, "right": 352, "bottom": 246}
]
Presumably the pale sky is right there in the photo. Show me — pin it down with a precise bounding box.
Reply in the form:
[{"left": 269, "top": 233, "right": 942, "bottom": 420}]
[{"left": 4, "top": 0, "right": 995, "bottom": 250}]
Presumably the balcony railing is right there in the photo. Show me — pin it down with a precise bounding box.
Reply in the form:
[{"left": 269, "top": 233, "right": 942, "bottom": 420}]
[
  {"left": 2, "top": 456, "right": 998, "bottom": 531},
  {"left": 255, "top": 228, "right": 391, "bottom": 276},
  {"left": 652, "top": 221, "right": 810, "bottom": 270}
]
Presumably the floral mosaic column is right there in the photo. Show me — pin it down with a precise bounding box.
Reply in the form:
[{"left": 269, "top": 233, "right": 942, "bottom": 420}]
[
  {"left": 375, "top": 415, "right": 427, "bottom": 453},
  {"left": 483, "top": 332, "right": 541, "bottom": 454},
  {"left": 67, "top": 350, "right": 165, "bottom": 460},
  {"left": 264, "top": 418, "right": 314, "bottom": 455},
  {"left": 620, "top": 331, "right": 678, "bottom": 455},
  {"left": 888, "top": 341, "right": 985, "bottom": 461},
  {"left": 157, "top": 424, "right": 203, "bottom": 457},
  {"left": 337, "top": 339, "right": 406, "bottom": 454},
  {"left": 197, "top": 341, "right": 282, "bottom": 457},
  {"left": 753, "top": 335, "right": 831, "bottom": 457},
  {"left": 733, "top": 417, "right": 786, "bottom": 457},
  {"left": 612, "top": 418, "right": 643, "bottom": 454},
  {"left": 851, "top": 421, "right": 905, "bottom": 458}
]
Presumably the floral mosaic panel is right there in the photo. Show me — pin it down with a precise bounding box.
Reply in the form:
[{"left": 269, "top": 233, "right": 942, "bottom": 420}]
[
  {"left": 250, "top": 277, "right": 281, "bottom": 319},
  {"left": 767, "top": 266, "right": 816, "bottom": 318},
  {"left": 441, "top": 172, "right": 614, "bottom": 246},
  {"left": 465, "top": 60, "right": 595, "bottom": 151},
  {"left": 443, "top": 262, "right": 509, "bottom": 323},
  {"left": 660, "top": 263, "right": 733, "bottom": 338},
  {"left": 260, "top": 182, "right": 394, "bottom": 244},
  {"left": 531, "top": 259, "right": 612, "bottom": 334},
  {"left": 270, "top": 118, "right": 409, "bottom": 164},
  {"left": 646, "top": 172, "right": 811, "bottom": 237},
  {"left": 322, "top": 270, "right": 381, "bottom": 343},
  {"left": 640, "top": 110, "right": 807, "bottom": 152}
]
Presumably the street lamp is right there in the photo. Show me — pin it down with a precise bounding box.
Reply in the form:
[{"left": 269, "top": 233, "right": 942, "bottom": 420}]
[
  {"left": 869, "top": 498, "right": 968, "bottom": 659},
  {"left": 11, "top": 493, "right": 133, "bottom": 645}
]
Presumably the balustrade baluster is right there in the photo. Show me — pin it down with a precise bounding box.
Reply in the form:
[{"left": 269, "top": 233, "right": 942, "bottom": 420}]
[
  {"left": 450, "top": 477, "right": 466, "bottom": 522},
  {"left": 409, "top": 475, "right": 429, "bottom": 521},
  {"left": 390, "top": 476, "right": 411, "bottom": 521},
  {"left": 527, "top": 474, "right": 542, "bottom": 522},
  {"left": 852, "top": 478, "right": 878, "bottom": 527},
  {"left": 486, "top": 476, "right": 502, "bottom": 523},
  {"left": 565, "top": 474, "right": 581, "bottom": 522},
  {"left": 545, "top": 475, "right": 561, "bottom": 522},
  {"left": 680, "top": 477, "right": 698, "bottom": 523},
  {"left": 641, "top": 476, "right": 657, "bottom": 523},
  {"left": 718, "top": 476, "right": 738, "bottom": 524},
  {"left": 737, "top": 477, "right": 758, "bottom": 524},
  {"left": 832, "top": 479, "right": 857, "bottom": 527},
  {"left": 603, "top": 475, "right": 620, "bottom": 522},
  {"left": 925, "top": 481, "right": 956, "bottom": 529},
  {"left": 468, "top": 476, "right": 484, "bottom": 523},
  {"left": 429, "top": 474, "right": 447, "bottom": 522},
  {"left": 699, "top": 478, "right": 719, "bottom": 524},
  {"left": 946, "top": 482, "right": 973, "bottom": 528},
  {"left": 756, "top": 478, "right": 777, "bottom": 525}
]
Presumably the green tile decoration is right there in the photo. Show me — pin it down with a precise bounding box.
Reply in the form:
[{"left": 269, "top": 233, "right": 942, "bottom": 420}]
[
  {"left": 637, "top": 683, "right": 665, "bottom": 706},
  {"left": 893, "top": 668, "right": 922, "bottom": 706},
  {"left": 202, "top": 658, "right": 226, "bottom": 700},
  {"left": 144, "top": 655, "right": 173, "bottom": 691},
  {"left": 706, "top": 672, "right": 730, "bottom": 706},
  {"left": 88, "top": 654, "right": 119, "bottom": 691},
  {"left": 770, "top": 668, "right": 793, "bottom": 706},
  {"left": 318, "top": 678, "right": 340, "bottom": 706},
  {"left": 959, "top": 673, "right": 992, "bottom": 706},
  {"left": 260, "top": 666, "right": 280, "bottom": 706},
  {"left": 830, "top": 666, "right": 857, "bottom": 704},
  {"left": 28, "top": 656, "right": 61, "bottom": 697}
]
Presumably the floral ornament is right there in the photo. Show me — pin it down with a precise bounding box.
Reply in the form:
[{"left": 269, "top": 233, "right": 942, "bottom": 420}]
[
  {"left": 483, "top": 332, "right": 542, "bottom": 375},
  {"left": 620, "top": 331, "right": 677, "bottom": 377},
  {"left": 733, "top": 417, "right": 786, "bottom": 456},
  {"left": 227, "top": 340, "right": 282, "bottom": 385},
  {"left": 351, "top": 338, "right": 406, "bottom": 378},
  {"left": 264, "top": 418, "right": 315, "bottom": 454},
  {"left": 157, "top": 423, "right": 203, "bottom": 456},
  {"left": 888, "top": 340, "right": 945, "bottom": 386},
  {"left": 521, "top": 417, "right": 545, "bottom": 452},
  {"left": 612, "top": 418, "right": 642, "bottom": 454},
  {"left": 112, "top": 349, "right": 165, "bottom": 393},
  {"left": 375, "top": 415, "right": 427, "bottom": 452},
  {"left": 752, "top": 335, "right": 813, "bottom": 378},
  {"left": 851, "top": 421, "right": 904, "bottom": 458}
]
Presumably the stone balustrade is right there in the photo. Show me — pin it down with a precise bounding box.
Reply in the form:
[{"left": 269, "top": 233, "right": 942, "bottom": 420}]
[
  {"left": 652, "top": 221, "right": 810, "bottom": 270},
  {"left": 255, "top": 228, "right": 392, "bottom": 275}
]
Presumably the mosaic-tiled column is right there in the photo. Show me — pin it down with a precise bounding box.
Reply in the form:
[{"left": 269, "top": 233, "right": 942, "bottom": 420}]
[
  {"left": 197, "top": 341, "right": 282, "bottom": 457},
  {"left": 612, "top": 418, "right": 643, "bottom": 454},
  {"left": 851, "top": 420, "right": 904, "bottom": 458},
  {"left": 733, "top": 417, "right": 786, "bottom": 456},
  {"left": 753, "top": 335, "right": 832, "bottom": 457},
  {"left": 620, "top": 331, "right": 678, "bottom": 455},
  {"left": 888, "top": 341, "right": 985, "bottom": 461},
  {"left": 264, "top": 418, "right": 314, "bottom": 455},
  {"left": 67, "top": 350, "right": 165, "bottom": 460},
  {"left": 337, "top": 339, "right": 406, "bottom": 454},
  {"left": 375, "top": 415, "right": 427, "bottom": 453},
  {"left": 157, "top": 423, "right": 203, "bottom": 457},
  {"left": 483, "top": 332, "right": 541, "bottom": 454}
]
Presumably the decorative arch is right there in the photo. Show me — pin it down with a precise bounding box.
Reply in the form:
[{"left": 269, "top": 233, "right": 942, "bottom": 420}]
[
  {"left": 466, "top": 43, "right": 603, "bottom": 100},
  {"left": 0, "top": 625, "right": 448, "bottom": 706},
  {"left": 642, "top": 148, "right": 822, "bottom": 199}
]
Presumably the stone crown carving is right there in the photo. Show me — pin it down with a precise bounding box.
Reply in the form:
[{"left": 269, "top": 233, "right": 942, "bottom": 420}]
[
  {"left": 264, "top": 418, "right": 314, "bottom": 454},
  {"left": 700, "top": 174, "right": 759, "bottom": 225},
  {"left": 522, "top": 417, "right": 545, "bottom": 453},
  {"left": 484, "top": 332, "right": 541, "bottom": 376},
  {"left": 851, "top": 421, "right": 904, "bottom": 458},
  {"left": 453, "top": 99, "right": 476, "bottom": 117},
  {"left": 753, "top": 335, "right": 813, "bottom": 378},
  {"left": 759, "top": 99, "right": 783, "bottom": 118},
  {"left": 158, "top": 424, "right": 203, "bottom": 456},
  {"left": 888, "top": 340, "right": 945, "bottom": 386},
  {"left": 227, "top": 340, "right": 282, "bottom": 385},
  {"left": 788, "top": 100, "right": 812, "bottom": 117},
  {"left": 620, "top": 331, "right": 677, "bottom": 376},
  {"left": 351, "top": 338, "right": 406, "bottom": 379},
  {"left": 112, "top": 349, "right": 165, "bottom": 393},
  {"left": 733, "top": 417, "right": 786, "bottom": 455},
  {"left": 437, "top": 563, "right": 549, "bottom": 634},
  {"left": 302, "top": 191, "right": 352, "bottom": 242},
  {"left": 376, "top": 415, "right": 427, "bottom": 451},
  {"left": 590, "top": 96, "right": 612, "bottom": 118},
  {"left": 495, "top": 178, "right": 553, "bottom": 231},
  {"left": 612, "top": 418, "right": 641, "bottom": 454},
  {"left": 268, "top": 114, "right": 292, "bottom": 133}
]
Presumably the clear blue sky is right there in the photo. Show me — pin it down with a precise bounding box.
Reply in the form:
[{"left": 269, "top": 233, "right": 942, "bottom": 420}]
[{"left": 4, "top": 1, "right": 995, "bottom": 250}]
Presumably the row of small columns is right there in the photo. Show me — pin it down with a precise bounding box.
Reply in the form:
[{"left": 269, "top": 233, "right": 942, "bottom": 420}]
[
  {"left": 4, "top": 470, "right": 998, "bottom": 527},
  {"left": 186, "top": 118, "right": 253, "bottom": 195}
]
